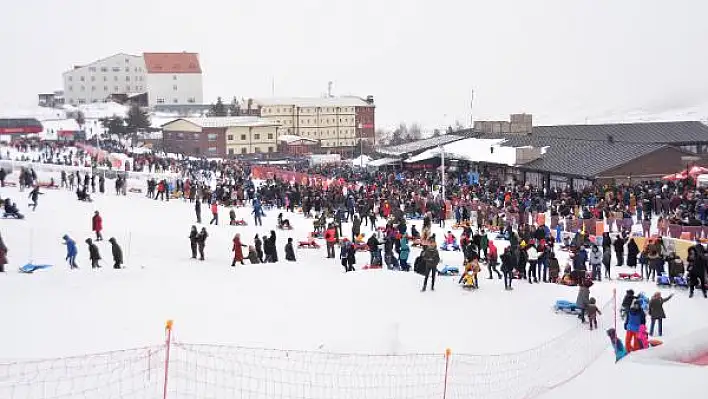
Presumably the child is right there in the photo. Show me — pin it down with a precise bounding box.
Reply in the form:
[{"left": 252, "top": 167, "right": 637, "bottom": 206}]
[
  {"left": 606, "top": 328, "right": 627, "bottom": 362},
  {"left": 620, "top": 289, "right": 635, "bottom": 323},
  {"left": 637, "top": 324, "right": 649, "bottom": 350},
  {"left": 586, "top": 297, "right": 602, "bottom": 330},
  {"left": 285, "top": 238, "right": 296, "bottom": 261}
]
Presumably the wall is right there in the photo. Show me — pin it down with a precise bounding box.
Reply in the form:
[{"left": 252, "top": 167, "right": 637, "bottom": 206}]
[
  {"left": 63, "top": 54, "right": 146, "bottom": 105},
  {"left": 146, "top": 73, "right": 203, "bottom": 106},
  {"left": 355, "top": 106, "right": 375, "bottom": 145},
  {"left": 225, "top": 125, "right": 278, "bottom": 156}
]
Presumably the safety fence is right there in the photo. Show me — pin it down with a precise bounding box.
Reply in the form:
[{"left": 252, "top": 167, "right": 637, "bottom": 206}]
[{"left": 0, "top": 297, "right": 616, "bottom": 399}]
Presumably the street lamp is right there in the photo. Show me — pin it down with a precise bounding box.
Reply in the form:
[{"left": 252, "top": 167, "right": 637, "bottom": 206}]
[{"left": 358, "top": 122, "right": 364, "bottom": 168}]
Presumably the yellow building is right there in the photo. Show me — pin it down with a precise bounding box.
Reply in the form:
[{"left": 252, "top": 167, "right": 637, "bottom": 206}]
[{"left": 250, "top": 96, "right": 375, "bottom": 151}]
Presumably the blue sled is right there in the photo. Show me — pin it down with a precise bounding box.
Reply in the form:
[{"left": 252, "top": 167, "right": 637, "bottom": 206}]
[
  {"left": 438, "top": 265, "right": 460, "bottom": 275},
  {"left": 20, "top": 263, "right": 53, "bottom": 273},
  {"left": 555, "top": 300, "right": 580, "bottom": 314}
]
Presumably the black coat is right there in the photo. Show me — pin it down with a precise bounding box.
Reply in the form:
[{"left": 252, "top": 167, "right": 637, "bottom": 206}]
[
  {"left": 285, "top": 242, "right": 296, "bottom": 261},
  {"left": 627, "top": 240, "right": 639, "bottom": 267},
  {"left": 88, "top": 243, "right": 101, "bottom": 261},
  {"left": 110, "top": 240, "right": 123, "bottom": 263}
]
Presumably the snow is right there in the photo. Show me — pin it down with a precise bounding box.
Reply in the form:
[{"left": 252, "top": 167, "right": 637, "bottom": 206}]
[
  {"left": 0, "top": 171, "right": 706, "bottom": 398},
  {"left": 405, "top": 138, "right": 518, "bottom": 166}
]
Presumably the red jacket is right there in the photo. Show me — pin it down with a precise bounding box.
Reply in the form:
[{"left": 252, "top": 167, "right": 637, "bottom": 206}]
[
  {"left": 211, "top": 203, "right": 218, "bottom": 214},
  {"left": 232, "top": 237, "right": 244, "bottom": 261},
  {"left": 92, "top": 214, "right": 103, "bottom": 232},
  {"left": 325, "top": 228, "right": 337, "bottom": 243}
]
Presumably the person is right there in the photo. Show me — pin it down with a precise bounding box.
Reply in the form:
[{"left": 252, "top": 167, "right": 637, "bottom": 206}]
[
  {"left": 63, "top": 234, "right": 78, "bottom": 269},
  {"left": 614, "top": 235, "right": 625, "bottom": 267},
  {"left": 254, "top": 234, "right": 264, "bottom": 263},
  {"left": 108, "top": 237, "right": 123, "bottom": 269},
  {"left": 92, "top": 211, "right": 103, "bottom": 241},
  {"left": 627, "top": 238, "right": 639, "bottom": 268},
  {"left": 576, "top": 279, "right": 591, "bottom": 323},
  {"left": 247, "top": 245, "right": 260, "bottom": 264},
  {"left": 196, "top": 227, "right": 208, "bottom": 260},
  {"left": 367, "top": 233, "right": 382, "bottom": 266},
  {"left": 461, "top": 255, "right": 481, "bottom": 288},
  {"left": 589, "top": 245, "right": 602, "bottom": 281},
  {"left": 285, "top": 237, "right": 296, "bottom": 261},
  {"left": 264, "top": 230, "right": 278, "bottom": 263},
  {"left": 85, "top": 238, "right": 101, "bottom": 269},
  {"left": 231, "top": 233, "right": 246, "bottom": 266},
  {"left": 252, "top": 199, "right": 263, "bottom": 226},
  {"left": 189, "top": 226, "right": 198, "bottom": 259},
  {"left": 586, "top": 297, "right": 602, "bottom": 330},
  {"left": 229, "top": 209, "right": 237, "bottom": 225},
  {"left": 27, "top": 185, "right": 43, "bottom": 211},
  {"left": 340, "top": 238, "right": 356, "bottom": 272},
  {"left": 500, "top": 247, "right": 516, "bottom": 290},
  {"left": 195, "top": 200, "right": 202, "bottom": 224},
  {"left": 606, "top": 328, "right": 628, "bottom": 362},
  {"left": 351, "top": 215, "right": 361, "bottom": 242},
  {"left": 399, "top": 235, "right": 410, "bottom": 271},
  {"left": 0, "top": 233, "right": 7, "bottom": 273},
  {"left": 324, "top": 224, "right": 337, "bottom": 258},
  {"left": 602, "top": 245, "right": 612, "bottom": 280},
  {"left": 648, "top": 292, "right": 673, "bottom": 336},
  {"left": 421, "top": 243, "right": 440, "bottom": 292},
  {"left": 479, "top": 230, "right": 489, "bottom": 261},
  {"left": 526, "top": 243, "right": 539, "bottom": 283},
  {"left": 278, "top": 213, "right": 291, "bottom": 228},
  {"left": 687, "top": 245, "right": 707, "bottom": 298},
  {"left": 209, "top": 202, "right": 218, "bottom": 225},
  {"left": 486, "top": 240, "right": 502, "bottom": 279},
  {"left": 625, "top": 300, "right": 646, "bottom": 353}
]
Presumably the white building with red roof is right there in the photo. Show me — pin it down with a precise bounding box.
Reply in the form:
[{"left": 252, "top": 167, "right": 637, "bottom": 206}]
[{"left": 61, "top": 52, "right": 203, "bottom": 112}]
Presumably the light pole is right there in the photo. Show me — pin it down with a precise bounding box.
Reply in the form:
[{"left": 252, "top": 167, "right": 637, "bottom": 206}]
[
  {"left": 439, "top": 144, "right": 445, "bottom": 201},
  {"left": 358, "top": 123, "right": 364, "bottom": 168}
]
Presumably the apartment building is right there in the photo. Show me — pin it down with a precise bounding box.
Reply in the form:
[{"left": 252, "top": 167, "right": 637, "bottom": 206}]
[
  {"left": 250, "top": 96, "right": 375, "bottom": 153},
  {"left": 61, "top": 52, "right": 203, "bottom": 111},
  {"left": 161, "top": 117, "right": 280, "bottom": 158}
]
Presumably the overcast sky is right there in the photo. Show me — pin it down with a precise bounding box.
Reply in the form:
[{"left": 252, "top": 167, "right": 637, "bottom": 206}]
[{"left": 1, "top": 0, "right": 707, "bottom": 130}]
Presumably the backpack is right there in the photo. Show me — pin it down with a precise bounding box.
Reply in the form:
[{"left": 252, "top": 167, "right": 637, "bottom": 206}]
[{"left": 414, "top": 256, "right": 426, "bottom": 275}]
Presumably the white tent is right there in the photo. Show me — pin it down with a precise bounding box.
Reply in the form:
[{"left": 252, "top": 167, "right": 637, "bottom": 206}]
[
  {"left": 405, "top": 138, "right": 518, "bottom": 166},
  {"left": 368, "top": 157, "right": 400, "bottom": 167},
  {"left": 349, "top": 155, "right": 372, "bottom": 167}
]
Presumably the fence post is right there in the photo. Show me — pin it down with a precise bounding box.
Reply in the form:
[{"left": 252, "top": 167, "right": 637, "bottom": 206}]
[
  {"left": 443, "top": 348, "right": 451, "bottom": 399},
  {"left": 163, "top": 320, "right": 174, "bottom": 399}
]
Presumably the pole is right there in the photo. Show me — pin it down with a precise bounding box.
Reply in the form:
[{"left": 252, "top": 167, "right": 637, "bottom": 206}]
[
  {"left": 163, "top": 320, "right": 174, "bottom": 399},
  {"left": 613, "top": 288, "right": 617, "bottom": 333},
  {"left": 443, "top": 348, "right": 451, "bottom": 399},
  {"left": 439, "top": 145, "right": 445, "bottom": 201}
]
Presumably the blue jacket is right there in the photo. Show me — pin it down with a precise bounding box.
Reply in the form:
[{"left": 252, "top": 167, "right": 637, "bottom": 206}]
[
  {"left": 399, "top": 237, "right": 410, "bottom": 261},
  {"left": 625, "top": 308, "right": 646, "bottom": 332},
  {"left": 252, "top": 200, "right": 264, "bottom": 216},
  {"left": 64, "top": 236, "right": 77, "bottom": 257},
  {"left": 612, "top": 338, "right": 627, "bottom": 362}
]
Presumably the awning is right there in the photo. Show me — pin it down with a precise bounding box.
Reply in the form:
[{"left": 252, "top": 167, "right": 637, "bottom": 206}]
[{"left": 368, "top": 157, "right": 400, "bottom": 167}]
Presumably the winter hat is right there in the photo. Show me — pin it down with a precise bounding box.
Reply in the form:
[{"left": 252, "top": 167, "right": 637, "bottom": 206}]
[
  {"left": 85, "top": 238, "right": 92, "bottom": 244},
  {"left": 62, "top": 234, "right": 69, "bottom": 240}
]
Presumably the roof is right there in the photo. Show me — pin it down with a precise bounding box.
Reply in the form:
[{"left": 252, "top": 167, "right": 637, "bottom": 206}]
[
  {"left": 278, "top": 134, "right": 317, "bottom": 144},
  {"left": 528, "top": 121, "right": 708, "bottom": 145},
  {"left": 251, "top": 96, "right": 373, "bottom": 108},
  {"left": 162, "top": 117, "right": 280, "bottom": 129},
  {"left": 479, "top": 133, "right": 668, "bottom": 178},
  {"left": 143, "top": 52, "right": 201, "bottom": 74},
  {"left": 377, "top": 134, "right": 465, "bottom": 156},
  {"left": 63, "top": 53, "right": 141, "bottom": 75}
]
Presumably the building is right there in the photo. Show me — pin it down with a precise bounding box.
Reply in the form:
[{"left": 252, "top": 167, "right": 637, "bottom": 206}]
[
  {"left": 38, "top": 90, "right": 65, "bottom": 108},
  {"left": 61, "top": 52, "right": 203, "bottom": 112},
  {"left": 249, "top": 96, "right": 375, "bottom": 155},
  {"left": 62, "top": 53, "right": 146, "bottom": 106},
  {"left": 161, "top": 117, "right": 280, "bottom": 158},
  {"left": 143, "top": 52, "right": 204, "bottom": 113}
]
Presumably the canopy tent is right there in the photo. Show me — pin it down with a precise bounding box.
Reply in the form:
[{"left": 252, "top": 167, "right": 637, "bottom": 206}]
[
  {"left": 349, "top": 155, "right": 372, "bottom": 167},
  {"left": 404, "top": 138, "right": 518, "bottom": 165}
]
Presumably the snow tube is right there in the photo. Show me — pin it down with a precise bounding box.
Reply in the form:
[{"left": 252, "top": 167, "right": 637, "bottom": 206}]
[
  {"left": 19, "top": 263, "right": 53, "bottom": 273},
  {"left": 627, "top": 327, "right": 708, "bottom": 366},
  {"left": 438, "top": 265, "right": 459, "bottom": 275}
]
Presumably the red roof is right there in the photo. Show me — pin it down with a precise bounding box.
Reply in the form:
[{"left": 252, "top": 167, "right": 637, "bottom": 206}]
[{"left": 143, "top": 52, "right": 201, "bottom": 74}]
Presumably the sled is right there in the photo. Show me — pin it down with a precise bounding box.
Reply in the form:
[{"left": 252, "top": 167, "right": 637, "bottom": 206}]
[
  {"left": 19, "top": 263, "right": 53, "bottom": 273},
  {"left": 128, "top": 188, "right": 143, "bottom": 193},
  {"left": 362, "top": 264, "right": 382, "bottom": 270},
  {"left": 618, "top": 272, "right": 643, "bottom": 281},
  {"left": 277, "top": 225, "right": 293, "bottom": 230},
  {"left": 437, "top": 265, "right": 460, "bottom": 276},
  {"left": 673, "top": 276, "right": 689, "bottom": 288},
  {"left": 554, "top": 300, "right": 581, "bottom": 314},
  {"left": 352, "top": 243, "right": 369, "bottom": 252},
  {"left": 439, "top": 244, "right": 461, "bottom": 252},
  {"left": 230, "top": 219, "right": 247, "bottom": 226},
  {"left": 2, "top": 213, "right": 24, "bottom": 220},
  {"left": 452, "top": 222, "right": 471, "bottom": 230},
  {"left": 656, "top": 275, "right": 671, "bottom": 287},
  {"left": 298, "top": 240, "right": 320, "bottom": 249},
  {"left": 376, "top": 226, "right": 386, "bottom": 232}
]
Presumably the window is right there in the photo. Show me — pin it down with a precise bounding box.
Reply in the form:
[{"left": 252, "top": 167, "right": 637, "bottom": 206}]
[
  {"left": 157, "top": 98, "right": 165, "bottom": 104},
  {"left": 228, "top": 148, "right": 234, "bottom": 155},
  {"left": 78, "top": 99, "right": 86, "bottom": 104},
  {"left": 80, "top": 85, "right": 85, "bottom": 91},
  {"left": 125, "top": 58, "right": 130, "bottom": 64},
  {"left": 254, "top": 133, "right": 260, "bottom": 140},
  {"left": 126, "top": 85, "right": 130, "bottom": 91},
  {"left": 91, "top": 86, "right": 95, "bottom": 91},
  {"left": 227, "top": 135, "right": 233, "bottom": 140},
  {"left": 100, "top": 67, "right": 108, "bottom": 72},
  {"left": 103, "top": 76, "right": 107, "bottom": 81},
  {"left": 134, "top": 67, "right": 139, "bottom": 72},
  {"left": 126, "top": 76, "right": 130, "bottom": 81},
  {"left": 173, "top": 98, "right": 178, "bottom": 103},
  {"left": 173, "top": 75, "right": 177, "bottom": 80},
  {"left": 254, "top": 147, "right": 261, "bottom": 153},
  {"left": 268, "top": 146, "right": 273, "bottom": 153},
  {"left": 173, "top": 85, "right": 177, "bottom": 90},
  {"left": 207, "top": 133, "right": 218, "bottom": 141},
  {"left": 267, "top": 133, "right": 273, "bottom": 139},
  {"left": 68, "top": 85, "right": 73, "bottom": 91},
  {"left": 114, "top": 86, "right": 119, "bottom": 91},
  {"left": 67, "top": 76, "right": 73, "bottom": 81},
  {"left": 80, "top": 76, "right": 85, "bottom": 82},
  {"left": 193, "top": 134, "right": 200, "bottom": 140},
  {"left": 114, "top": 76, "right": 118, "bottom": 81},
  {"left": 241, "top": 148, "right": 247, "bottom": 154},
  {"left": 240, "top": 134, "right": 246, "bottom": 140},
  {"left": 125, "top": 67, "right": 130, "bottom": 72},
  {"left": 103, "top": 86, "right": 108, "bottom": 91},
  {"left": 112, "top": 67, "right": 120, "bottom": 72},
  {"left": 207, "top": 147, "right": 217, "bottom": 154},
  {"left": 89, "top": 67, "right": 96, "bottom": 72},
  {"left": 187, "top": 97, "right": 195, "bottom": 103},
  {"left": 92, "top": 99, "right": 98, "bottom": 103}
]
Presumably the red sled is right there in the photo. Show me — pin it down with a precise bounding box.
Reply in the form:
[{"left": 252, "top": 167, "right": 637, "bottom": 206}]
[
  {"left": 353, "top": 243, "right": 369, "bottom": 252},
  {"left": 618, "top": 272, "right": 642, "bottom": 281},
  {"left": 230, "top": 219, "right": 247, "bottom": 226},
  {"left": 376, "top": 226, "right": 386, "bottom": 232},
  {"left": 362, "top": 264, "right": 382, "bottom": 270},
  {"left": 298, "top": 240, "right": 320, "bottom": 249}
]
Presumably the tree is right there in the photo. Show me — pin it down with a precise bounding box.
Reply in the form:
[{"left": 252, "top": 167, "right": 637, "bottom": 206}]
[
  {"left": 408, "top": 123, "right": 422, "bottom": 141},
  {"left": 209, "top": 97, "right": 228, "bottom": 117},
  {"left": 100, "top": 117, "right": 126, "bottom": 136},
  {"left": 125, "top": 104, "right": 151, "bottom": 133},
  {"left": 432, "top": 128, "right": 442, "bottom": 137},
  {"left": 75, "top": 111, "right": 85, "bottom": 128},
  {"left": 228, "top": 96, "right": 241, "bottom": 116}
]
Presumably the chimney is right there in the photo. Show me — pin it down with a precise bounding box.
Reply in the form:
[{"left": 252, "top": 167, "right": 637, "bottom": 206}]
[
  {"left": 607, "top": 134, "right": 614, "bottom": 144},
  {"left": 365, "top": 95, "right": 374, "bottom": 105}
]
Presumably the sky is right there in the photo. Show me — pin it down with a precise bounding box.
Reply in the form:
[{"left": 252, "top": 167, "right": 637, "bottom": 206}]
[{"left": 1, "top": 0, "right": 708, "bottom": 130}]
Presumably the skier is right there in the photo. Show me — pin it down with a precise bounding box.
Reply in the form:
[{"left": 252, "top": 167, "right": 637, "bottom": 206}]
[
  {"left": 108, "top": 237, "right": 123, "bottom": 269},
  {"left": 92, "top": 211, "right": 103, "bottom": 241},
  {"left": 27, "top": 185, "right": 43, "bottom": 211},
  {"left": 62, "top": 234, "right": 78, "bottom": 269},
  {"left": 85, "top": 238, "right": 101, "bottom": 269}
]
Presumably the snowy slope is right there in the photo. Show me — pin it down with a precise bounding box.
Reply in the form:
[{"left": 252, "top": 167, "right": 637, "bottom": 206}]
[{"left": 0, "top": 170, "right": 706, "bottom": 398}]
